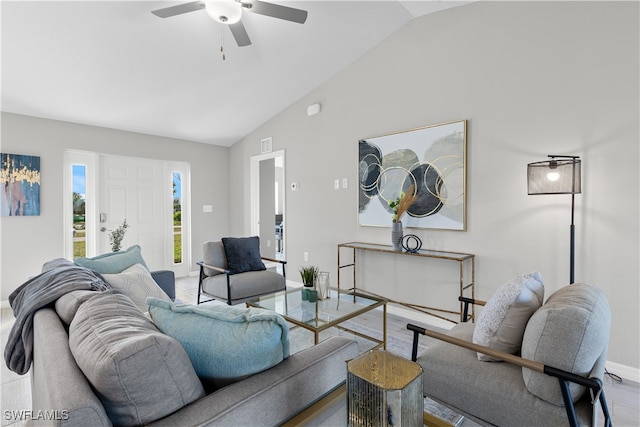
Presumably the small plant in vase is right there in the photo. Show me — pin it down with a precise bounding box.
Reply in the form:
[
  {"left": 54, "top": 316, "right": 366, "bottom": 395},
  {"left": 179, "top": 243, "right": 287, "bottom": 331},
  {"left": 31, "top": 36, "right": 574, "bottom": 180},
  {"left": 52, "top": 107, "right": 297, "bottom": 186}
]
[
  {"left": 388, "top": 184, "right": 417, "bottom": 251},
  {"left": 299, "top": 266, "right": 319, "bottom": 287},
  {"left": 299, "top": 266, "right": 319, "bottom": 302},
  {"left": 109, "top": 219, "right": 129, "bottom": 252}
]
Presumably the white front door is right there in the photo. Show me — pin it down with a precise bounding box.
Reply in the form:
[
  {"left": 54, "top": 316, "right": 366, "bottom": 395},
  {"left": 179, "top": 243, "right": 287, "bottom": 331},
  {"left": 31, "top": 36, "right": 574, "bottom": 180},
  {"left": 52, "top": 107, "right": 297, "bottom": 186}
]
[
  {"left": 98, "top": 155, "right": 165, "bottom": 270},
  {"left": 65, "top": 151, "right": 190, "bottom": 275}
]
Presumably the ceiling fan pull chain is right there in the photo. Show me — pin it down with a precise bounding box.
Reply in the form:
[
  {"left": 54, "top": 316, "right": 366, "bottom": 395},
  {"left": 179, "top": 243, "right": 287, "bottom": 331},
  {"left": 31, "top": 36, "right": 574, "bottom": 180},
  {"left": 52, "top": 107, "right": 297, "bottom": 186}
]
[{"left": 220, "top": 27, "right": 226, "bottom": 61}]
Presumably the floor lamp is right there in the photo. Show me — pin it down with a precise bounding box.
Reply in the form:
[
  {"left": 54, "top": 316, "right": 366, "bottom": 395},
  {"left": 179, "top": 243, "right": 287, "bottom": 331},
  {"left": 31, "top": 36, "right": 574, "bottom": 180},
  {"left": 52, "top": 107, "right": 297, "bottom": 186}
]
[{"left": 527, "top": 155, "right": 581, "bottom": 284}]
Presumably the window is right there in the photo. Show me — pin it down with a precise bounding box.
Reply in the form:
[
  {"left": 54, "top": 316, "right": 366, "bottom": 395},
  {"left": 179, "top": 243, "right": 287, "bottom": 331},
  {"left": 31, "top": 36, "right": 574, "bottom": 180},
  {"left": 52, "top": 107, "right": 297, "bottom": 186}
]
[
  {"left": 72, "top": 164, "right": 86, "bottom": 259},
  {"left": 173, "top": 172, "right": 182, "bottom": 264}
]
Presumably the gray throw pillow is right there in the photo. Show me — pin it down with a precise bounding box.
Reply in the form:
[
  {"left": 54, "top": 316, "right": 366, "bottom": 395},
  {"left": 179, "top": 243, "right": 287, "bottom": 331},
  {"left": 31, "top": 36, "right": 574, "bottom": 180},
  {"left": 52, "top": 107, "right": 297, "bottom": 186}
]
[
  {"left": 55, "top": 290, "right": 98, "bottom": 325},
  {"left": 222, "top": 236, "right": 266, "bottom": 274},
  {"left": 69, "top": 291, "right": 205, "bottom": 426},
  {"left": 521, "top": 283, "right": 611, "bottom": 405}
]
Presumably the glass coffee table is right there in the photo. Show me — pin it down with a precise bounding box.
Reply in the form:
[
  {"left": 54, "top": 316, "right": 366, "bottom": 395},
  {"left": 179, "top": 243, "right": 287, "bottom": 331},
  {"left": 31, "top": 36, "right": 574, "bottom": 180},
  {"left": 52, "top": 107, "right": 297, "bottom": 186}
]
[{"left": 247, "top": 287, "right": 387, "bottom": 349}]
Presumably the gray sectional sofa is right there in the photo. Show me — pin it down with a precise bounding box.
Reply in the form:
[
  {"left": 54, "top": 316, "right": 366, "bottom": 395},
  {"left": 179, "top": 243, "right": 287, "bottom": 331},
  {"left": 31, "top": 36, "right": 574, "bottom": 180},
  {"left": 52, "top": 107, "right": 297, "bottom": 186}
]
[{"left": 28, "top": 269, "right": 358, "bottom": 426}]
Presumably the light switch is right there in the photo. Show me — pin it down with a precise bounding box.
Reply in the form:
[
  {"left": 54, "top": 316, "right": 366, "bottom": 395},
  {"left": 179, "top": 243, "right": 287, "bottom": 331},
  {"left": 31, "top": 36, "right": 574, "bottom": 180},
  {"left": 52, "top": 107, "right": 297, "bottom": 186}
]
[
  {"left": 342, "top": 178, "right": 348, "bottom": 189},
  {"left": 334, "top": 179, "right": 340, "bottom": 190},
  {"left": 203, "top": 205, "right": 213, "bottom": 213}
]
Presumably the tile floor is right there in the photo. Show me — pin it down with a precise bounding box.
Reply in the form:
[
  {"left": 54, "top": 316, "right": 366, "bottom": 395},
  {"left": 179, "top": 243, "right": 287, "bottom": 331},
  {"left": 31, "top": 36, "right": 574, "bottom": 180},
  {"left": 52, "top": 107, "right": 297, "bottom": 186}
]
[{"left": 1, "top": 307, "right": 30, "bottom": 427}]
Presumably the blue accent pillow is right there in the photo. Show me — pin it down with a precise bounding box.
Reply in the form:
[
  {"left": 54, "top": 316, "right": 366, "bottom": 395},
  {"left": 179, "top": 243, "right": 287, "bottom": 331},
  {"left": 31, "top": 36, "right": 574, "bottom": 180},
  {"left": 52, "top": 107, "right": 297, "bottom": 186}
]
[
  {"left": 75, "top": 245, "right": 148, "bottom": 274},
  {"left": 222, "top": 236, "right": 266, "bottom": 274},
  {"left": 147, "top": 298, "right": 289, "bottom": 391}
]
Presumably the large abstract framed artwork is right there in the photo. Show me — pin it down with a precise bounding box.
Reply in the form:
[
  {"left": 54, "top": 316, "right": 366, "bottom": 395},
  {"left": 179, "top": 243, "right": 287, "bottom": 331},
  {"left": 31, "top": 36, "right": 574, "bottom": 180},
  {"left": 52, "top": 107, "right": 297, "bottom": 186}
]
[
  {"left": 1, "top": 153, "right": 41, "bottom": 216},
  {"left": 358, "top": 120, "right": 467, "bottom": 230}
]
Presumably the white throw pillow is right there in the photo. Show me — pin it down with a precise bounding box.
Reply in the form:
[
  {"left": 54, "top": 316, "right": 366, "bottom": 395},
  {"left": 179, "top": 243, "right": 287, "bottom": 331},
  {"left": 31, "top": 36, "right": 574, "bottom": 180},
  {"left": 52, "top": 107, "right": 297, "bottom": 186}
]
[
  {"left": 103, "top": 263, "right": 171, "bottom": 313},
  {"left": 472, "top": 272, "right": 544, "bottom": 361}
]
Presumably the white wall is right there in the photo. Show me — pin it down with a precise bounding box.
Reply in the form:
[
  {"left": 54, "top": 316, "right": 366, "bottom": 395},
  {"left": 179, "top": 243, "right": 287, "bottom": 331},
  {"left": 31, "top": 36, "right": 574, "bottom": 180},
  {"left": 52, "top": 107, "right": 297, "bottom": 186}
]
[
  {"left": 229, "top": 2, "right": 639, "bottom": 372},
  {"left": 0, "top": 112, "right": 230, "bottom": 300}
]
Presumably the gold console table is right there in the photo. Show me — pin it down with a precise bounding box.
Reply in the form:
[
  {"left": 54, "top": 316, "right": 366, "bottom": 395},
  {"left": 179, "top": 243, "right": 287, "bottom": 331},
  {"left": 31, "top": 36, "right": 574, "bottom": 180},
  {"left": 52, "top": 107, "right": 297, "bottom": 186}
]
[{"left": 337, "top": 242, "right": 475, "bottom": 323}]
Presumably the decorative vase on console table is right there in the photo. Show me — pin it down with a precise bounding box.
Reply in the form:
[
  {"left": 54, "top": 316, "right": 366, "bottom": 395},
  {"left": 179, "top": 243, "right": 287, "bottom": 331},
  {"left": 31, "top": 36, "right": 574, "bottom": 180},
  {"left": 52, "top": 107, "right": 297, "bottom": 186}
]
[
  {"left": 388, "top": 184, "right": 417, "bottom": 252},
  {"left": 391, "top": 221, "right": 403, "bottom": 251}
]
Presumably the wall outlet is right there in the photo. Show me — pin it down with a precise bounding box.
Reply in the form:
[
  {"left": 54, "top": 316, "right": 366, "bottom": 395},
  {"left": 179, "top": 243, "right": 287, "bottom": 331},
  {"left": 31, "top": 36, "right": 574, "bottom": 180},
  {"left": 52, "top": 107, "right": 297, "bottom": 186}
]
[
  {"left": 342, "top": 178, "right": 348, "bottom": 189},
  {"left": 304, "top": 252, "right": 309, "bottom": 261}
]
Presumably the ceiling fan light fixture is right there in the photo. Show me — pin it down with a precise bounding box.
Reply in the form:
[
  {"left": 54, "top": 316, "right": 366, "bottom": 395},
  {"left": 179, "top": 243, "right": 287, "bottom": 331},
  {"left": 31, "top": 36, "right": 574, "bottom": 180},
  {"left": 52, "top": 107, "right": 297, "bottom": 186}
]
[{"left": 205, "top": 0, "right": 242, "bottom": 24}]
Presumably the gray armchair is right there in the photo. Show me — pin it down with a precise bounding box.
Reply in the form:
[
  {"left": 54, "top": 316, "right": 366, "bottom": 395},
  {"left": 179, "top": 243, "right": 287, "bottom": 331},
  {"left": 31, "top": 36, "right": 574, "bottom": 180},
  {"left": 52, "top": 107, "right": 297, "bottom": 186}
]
[
  {"left": 197, "top": 239, "right": 286, "bottom": 305},
  {"left": 408, "top": 283, "right": 612, "bottom": 427}
]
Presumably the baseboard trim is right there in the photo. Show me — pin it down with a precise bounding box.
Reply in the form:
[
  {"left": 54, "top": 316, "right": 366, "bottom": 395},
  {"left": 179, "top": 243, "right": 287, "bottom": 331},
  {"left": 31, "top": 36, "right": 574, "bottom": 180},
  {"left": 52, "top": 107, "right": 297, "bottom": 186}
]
[
  {"left": 386, "top": 304, "right": 454, "bottom": 331},
  {"left": 605, "top": 361, "right": 640, "bottom": 383}
]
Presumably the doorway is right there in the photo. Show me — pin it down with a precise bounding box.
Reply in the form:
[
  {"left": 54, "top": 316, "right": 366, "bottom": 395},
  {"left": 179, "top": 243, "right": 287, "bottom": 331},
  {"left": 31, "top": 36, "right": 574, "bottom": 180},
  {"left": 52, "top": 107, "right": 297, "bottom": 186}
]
[
  {"left": 250, "top": 150, "right": 285, "bottom": 260},
  {"left": 64, "top": 150, "right": 190, "bottom": 276}
]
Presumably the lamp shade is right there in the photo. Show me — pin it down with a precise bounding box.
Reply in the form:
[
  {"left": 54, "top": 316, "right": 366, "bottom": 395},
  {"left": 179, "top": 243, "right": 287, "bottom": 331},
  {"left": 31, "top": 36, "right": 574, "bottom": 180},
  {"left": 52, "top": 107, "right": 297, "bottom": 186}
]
[{"left": 527, "top": 156, "right": 581, "bottom": 195}]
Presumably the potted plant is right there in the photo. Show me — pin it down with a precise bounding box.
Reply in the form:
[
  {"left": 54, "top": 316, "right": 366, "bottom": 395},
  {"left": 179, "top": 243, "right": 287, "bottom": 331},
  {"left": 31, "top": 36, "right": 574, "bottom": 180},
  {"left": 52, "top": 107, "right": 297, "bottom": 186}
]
[
  {"left": 388, "top": 183, "right": 417, "bottom": 224},
  {"left": 109, "top": 219, "right": 129, "bottom": 252},
  {"left": 299, "top": 266, "right": 319, "bottom": 287}
]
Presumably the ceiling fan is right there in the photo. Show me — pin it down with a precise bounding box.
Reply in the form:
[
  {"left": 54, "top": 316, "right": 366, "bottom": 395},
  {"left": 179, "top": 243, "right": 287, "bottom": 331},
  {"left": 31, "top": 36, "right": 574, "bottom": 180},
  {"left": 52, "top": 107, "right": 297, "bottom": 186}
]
[{"left": 151, "top": 0, "right": 308, "bottom": 47}]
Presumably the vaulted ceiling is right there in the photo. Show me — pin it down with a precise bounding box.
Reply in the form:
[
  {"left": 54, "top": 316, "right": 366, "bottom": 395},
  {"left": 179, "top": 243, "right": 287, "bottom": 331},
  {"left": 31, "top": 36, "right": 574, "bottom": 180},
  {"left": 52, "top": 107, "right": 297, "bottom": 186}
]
[{"left": 1, "top": 1, "right": 473, "bottom": 146}]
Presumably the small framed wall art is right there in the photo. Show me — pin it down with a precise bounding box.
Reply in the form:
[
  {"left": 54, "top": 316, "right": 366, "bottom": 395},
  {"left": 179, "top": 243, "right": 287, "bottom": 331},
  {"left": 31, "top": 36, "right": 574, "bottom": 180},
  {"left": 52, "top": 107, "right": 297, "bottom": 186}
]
[
  {"left": 358, "top": 120, "right": 467, "bottom": 231},
  {"left": 1, "top": 153, "right": 41, "bottom": 216}
]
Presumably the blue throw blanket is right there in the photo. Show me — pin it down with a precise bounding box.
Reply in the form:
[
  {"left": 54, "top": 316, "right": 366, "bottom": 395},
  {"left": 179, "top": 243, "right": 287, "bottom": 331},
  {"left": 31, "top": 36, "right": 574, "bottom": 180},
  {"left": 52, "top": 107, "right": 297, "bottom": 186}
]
[{"left": 4, "top": 258, "right": 110, "bottom": 375}]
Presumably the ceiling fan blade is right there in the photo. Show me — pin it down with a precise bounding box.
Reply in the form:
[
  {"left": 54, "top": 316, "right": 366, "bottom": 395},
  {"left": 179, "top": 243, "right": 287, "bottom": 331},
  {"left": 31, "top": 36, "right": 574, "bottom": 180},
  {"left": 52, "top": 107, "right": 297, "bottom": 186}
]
[
  {"left": 151, "top": 1, "right": 204, "bottom": 18},
  {"left": 229, "top": 21, "right": 252, "bottom": 47},
  {"left": 247, "top": 1, "right": 307, "bottom": 24}
]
